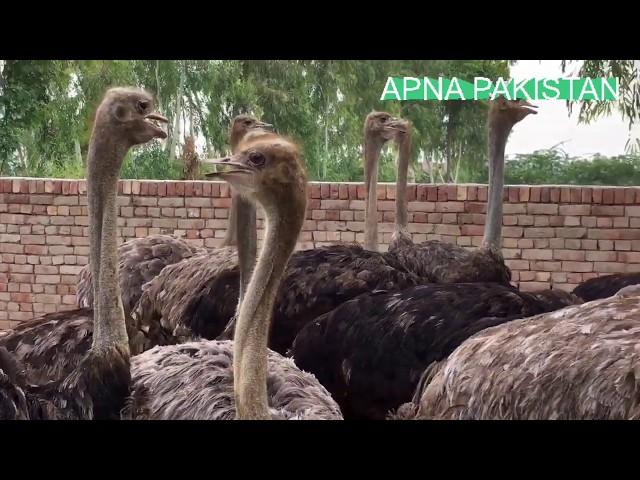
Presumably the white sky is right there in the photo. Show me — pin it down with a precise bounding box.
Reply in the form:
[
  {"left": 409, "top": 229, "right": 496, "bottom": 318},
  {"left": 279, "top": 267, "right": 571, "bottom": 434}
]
[{"left": 505, "top": 60, "right": 634, "bottom": 157}]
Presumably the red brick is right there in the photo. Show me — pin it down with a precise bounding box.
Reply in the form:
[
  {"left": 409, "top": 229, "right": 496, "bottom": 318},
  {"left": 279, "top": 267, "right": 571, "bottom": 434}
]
[
  {"left": 592, "top": 205, "right": 624, "bottom": 216},
  {"left": 522, "top": 249, "right": 552, "bottom": 260},
  {"left": 549, "top": 188, "right": 560, "bottom": 203},
  {"left": 593, "top": 262, "right": 625, "bottom": 273},
  {"left": 528, "top": 203, "right": 558, "bottom": 215},
  {"left": 562, "top": 261, "right": 593, "bottom": 273},
  {"left": 524, "top": 227, "right": 554, "bottom": 238},
  {"left": 624, "top": 188, "right": 636, "bottom": 204},
  {"left": 530, "top": 187, "right": 541, "bottom": 202},
  {"left": 559, "top": 204, "right": 590, "bottom": 216},
  {"left": 602, "top": 188, "right": 614, "bottom": 204},
  {"left": 554, "top": 250, "right": 585, "bottom": 261},
  {"left": 614, "top": 188, "right": 625, "bottom": 204}
]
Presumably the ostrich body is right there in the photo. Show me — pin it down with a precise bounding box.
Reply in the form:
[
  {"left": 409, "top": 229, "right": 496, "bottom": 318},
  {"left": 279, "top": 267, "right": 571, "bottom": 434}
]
[
  {"left": 0, "top": 88, "right": 168, "bottom": 419},
  {"left": 135, "top": 243, "right": 423, "bottom": 355},
  {"left": 76, "top": 234, "right": 203, "bottom": 317},
  {"left": 289, "top": 100, "right": 553, "bottom": 420},
  {"left": 573, "top": 273, "right": 640, "bottom": 302},
  {"left": 405, "top": 291, "right": 640, "bottom": 420},
  {"left": 382, "top": 101, "right": 532, "bottom": 285},
  {"left": 125, "top": 134, "right": 342, "bottom": 420},
  {"left": 291, "top": 282, "right": 553, "bottom": 420},
  {"left": 134, "top": 112, "right": 418, "bottom": 355}
]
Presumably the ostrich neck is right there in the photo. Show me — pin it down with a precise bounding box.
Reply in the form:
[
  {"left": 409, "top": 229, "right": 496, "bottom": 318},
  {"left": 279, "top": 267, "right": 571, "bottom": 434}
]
[
  {"left": 233, "top": 198, "right": 304, "bottom": 419},
  {"left": 86, "top": 130, "right": 128, "bottom": 351},
  {"left": 482, "top": 124, "right": 509, "bottom": 251},
  {"left": 364, "top": 137, "right": 382, "bottom": 251},
  {"left": 225, "top": 134, "right": 258, "bottom": 302},
  {"left": 395, "top": 136, "right": 411, "bottom": 234}
]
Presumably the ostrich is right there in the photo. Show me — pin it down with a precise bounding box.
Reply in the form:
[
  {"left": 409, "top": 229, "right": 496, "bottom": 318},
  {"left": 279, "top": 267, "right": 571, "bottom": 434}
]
[
  {"left": 288, "top": 99, "right": 579, "bottom": 420},
  {"left": 387, "top": 113, "right": 580, "bottom": 309},
  {"left": 384, "top": 98, "right": 537, "bottom": 285},
  {"left": 76, "top": 114, "right": 271, "bottom": 317},
  {"left": 290, "top": 279, "right": 562, "bottom": 420},
  {"left": 123, "top": 134, "right": 342, "bottom": 420},
  {"left": 0, "top": 87, "right": 168, "bottom": 419},
  {"left": 402, "top": 289, "right": 640, "bottom": 420},
  {"left": 133, "top": 112, "right": 420, "bottom": 355},
  {"left": 0, "top": 115, "right": 269, "bottom": 383},
  {"left": 363, "top": 112, "right": 409, "bottom": 251},
  {"left": 572, "top": 273, "right": 640, "bottom": 302}
]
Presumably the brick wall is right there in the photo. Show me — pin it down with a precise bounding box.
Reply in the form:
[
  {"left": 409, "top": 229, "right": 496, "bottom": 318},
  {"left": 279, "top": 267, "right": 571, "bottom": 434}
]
[{"left": 1, "top": 177, "right": 640, "bottom": 329}]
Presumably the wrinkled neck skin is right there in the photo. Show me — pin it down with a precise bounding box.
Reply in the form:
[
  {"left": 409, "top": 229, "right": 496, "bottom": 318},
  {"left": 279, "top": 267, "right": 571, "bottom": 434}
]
[
  {"left": 86, "top": 126, "right": 129, "bottom": 352},
  {"left": 233, "top": 196, "right": 305, "bottom": 420},
  {"left": 364, "top": 136, "right": 384, "bottom": 251},
  {"left": 390, "top": 134, "right": 412, "bottom": 250},
  {"left": 482, "top": 122, "right": 509, "bottom": 253}
]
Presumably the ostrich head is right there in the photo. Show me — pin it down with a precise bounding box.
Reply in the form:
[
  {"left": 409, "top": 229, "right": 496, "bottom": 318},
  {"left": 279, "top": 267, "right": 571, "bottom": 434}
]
[
  {"left": 229, "top": 115, "right": 274, "bottom": 151},
  {"left": 207, "top": 133, "right": 307, "bottom": 212},
  {"left": 364, "top": 111, "right": 407, "bottom": 147},
  {"left": 94, "top": 87, "right": 168, "bottom": 149},
  {"left": 488, "top": 97, "right": 538, "bottom": 130}
]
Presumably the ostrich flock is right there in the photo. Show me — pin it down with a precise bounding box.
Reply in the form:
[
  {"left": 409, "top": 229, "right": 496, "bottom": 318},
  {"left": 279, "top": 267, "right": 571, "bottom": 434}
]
[{"left": 1, "top": 87, "right": 639, "bottom": 420}]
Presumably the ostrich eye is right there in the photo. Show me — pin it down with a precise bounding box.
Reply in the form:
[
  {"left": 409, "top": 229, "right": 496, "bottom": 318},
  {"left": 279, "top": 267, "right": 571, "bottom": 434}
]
[
  {"left": 379, "top": 116, "right": 387, "bottom": 123},
  {"left": 137, "top": 100, "right": 150, "bottom": 113},
  {"left": 244, "top": 120, "right": 253, "bottom": 126},
  {"left": 248, "top": 151, "right": 266, "bottom": 167}
]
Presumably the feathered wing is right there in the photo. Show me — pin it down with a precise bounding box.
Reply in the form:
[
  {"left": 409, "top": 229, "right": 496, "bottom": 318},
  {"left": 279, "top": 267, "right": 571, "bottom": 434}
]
[
  {"left": 76, "top": 234, "right": 204, "bottom": 314},
  {"left": 291, "top": 283, "right": 546, "bottom": 420},
  {"left": 573, "top": 273, "right": 640, "bottom": 302},
  {"left": 415, "top": 294, "right": 640, "bottom": 420},
  {"left": 132, "top": 247, "right": 240, "bottom": 345},
  {"left": 123, "top": 340, "right": 342, "bottom": 420},
  {"left": 385, "top": 240, "right": 512, "bottom": 286}
]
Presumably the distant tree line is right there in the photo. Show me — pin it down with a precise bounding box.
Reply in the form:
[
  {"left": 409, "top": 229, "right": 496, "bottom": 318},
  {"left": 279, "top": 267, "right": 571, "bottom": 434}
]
[{"left": 1, "top": 60, "right": 638, "bottom": 185}]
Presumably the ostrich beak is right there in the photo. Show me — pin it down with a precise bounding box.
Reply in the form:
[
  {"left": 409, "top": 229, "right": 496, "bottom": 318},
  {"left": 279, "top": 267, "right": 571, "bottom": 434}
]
[{"left": 144, "top": 112, "right": 169, "bottom": 139}]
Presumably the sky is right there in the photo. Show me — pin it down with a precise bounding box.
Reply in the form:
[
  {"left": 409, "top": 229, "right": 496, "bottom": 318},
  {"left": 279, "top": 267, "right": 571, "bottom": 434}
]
[{"left": 505, "top": 60, "right": 635, "bottom": 158}]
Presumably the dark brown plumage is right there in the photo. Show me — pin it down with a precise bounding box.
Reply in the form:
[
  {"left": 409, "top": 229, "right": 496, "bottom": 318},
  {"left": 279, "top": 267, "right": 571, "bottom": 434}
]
[
  {"left": 133, "top": 247, "right": 240, "bottom": 345},
  {"left": 529, "top": 288, "right": 582, "bottom": 311},
  {"left": 290, "top": 282, "right": 555, "bottom": 420},
  {"left": 405, "top": 291, "right": 640, "bottom": 420},
  {"left": 76, "top": 234, "right": 204, "bottom": 317},
  {"left": 136, "top": 243, "right": 425, "bottom": 355},
  {"left": 573, "top": 273, "right": 640, "bottom": 302}
]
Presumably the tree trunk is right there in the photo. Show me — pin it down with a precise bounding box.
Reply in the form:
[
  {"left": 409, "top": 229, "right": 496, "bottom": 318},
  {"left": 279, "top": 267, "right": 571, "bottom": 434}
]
[
  {"left": 74, "top": 138, "right": 84, "bottom": 167},
  {"left": 168, "top": 65, "right": 185, "bottom": 163},
  {"left": 155, "top": 60, "right": 163, "bottom": 112}
]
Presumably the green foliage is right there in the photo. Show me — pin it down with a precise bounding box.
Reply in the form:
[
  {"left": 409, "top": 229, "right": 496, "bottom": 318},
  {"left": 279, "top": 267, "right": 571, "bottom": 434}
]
[
  {"left": 0, "top": 60, "right": 635, "bottom": 185},
  {"left": 503, "top": 148, "right": 640, "bottom": 186},
  {"left": 121, "top": 144, "right": 183, "bottom": 180}
]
